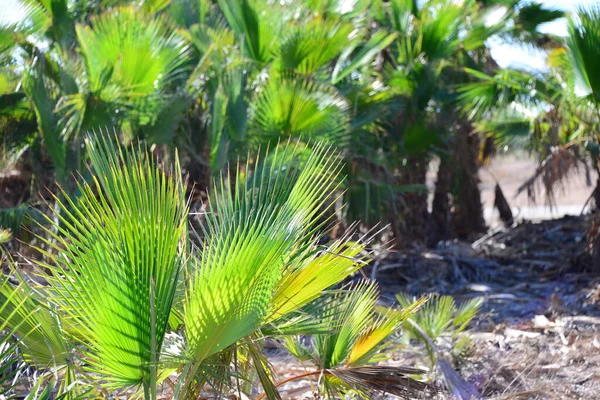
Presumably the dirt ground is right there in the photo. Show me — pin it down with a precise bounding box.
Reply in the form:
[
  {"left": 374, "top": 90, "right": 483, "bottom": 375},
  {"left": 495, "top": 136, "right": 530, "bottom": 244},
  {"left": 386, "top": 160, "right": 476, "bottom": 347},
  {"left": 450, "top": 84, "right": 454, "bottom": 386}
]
[
  {"left": 269, "top": 215, "right": 600, "bottom": 399},
  {"left": 265, "top": 156, "right": 600, "bottom": 399},
  {"left": 378, "top": 215, "right": 600, "bottom": 399}
]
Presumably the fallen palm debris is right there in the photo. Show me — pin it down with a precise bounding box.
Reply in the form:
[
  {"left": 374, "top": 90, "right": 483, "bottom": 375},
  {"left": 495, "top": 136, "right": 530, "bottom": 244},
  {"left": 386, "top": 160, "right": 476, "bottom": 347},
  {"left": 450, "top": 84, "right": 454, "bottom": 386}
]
[{"left": 270, "top": 215, "right": 600, "bottom": 399}]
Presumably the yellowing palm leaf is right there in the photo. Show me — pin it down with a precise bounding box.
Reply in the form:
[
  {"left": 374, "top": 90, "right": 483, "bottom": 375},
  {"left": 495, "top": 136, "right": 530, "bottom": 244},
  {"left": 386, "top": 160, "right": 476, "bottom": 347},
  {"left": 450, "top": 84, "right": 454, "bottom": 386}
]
[{"left": 183, "top": 143, "right": 344, "bottom": 364}]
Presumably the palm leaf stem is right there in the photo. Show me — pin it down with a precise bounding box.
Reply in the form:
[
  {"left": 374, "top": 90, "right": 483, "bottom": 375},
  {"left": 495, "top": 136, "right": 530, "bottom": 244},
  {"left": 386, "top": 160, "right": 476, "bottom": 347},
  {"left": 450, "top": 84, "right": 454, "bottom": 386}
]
[{"left": 256, "top": 370, "right": 323, "bottom": 400}]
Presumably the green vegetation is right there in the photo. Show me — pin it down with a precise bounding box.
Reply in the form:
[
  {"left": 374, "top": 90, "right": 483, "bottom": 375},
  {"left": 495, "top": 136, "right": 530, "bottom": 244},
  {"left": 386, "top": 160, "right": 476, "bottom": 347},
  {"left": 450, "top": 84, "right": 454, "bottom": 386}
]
[
  {"left": 1, "top": 0, "right": 600, "bottom": 398},
  {"left": 0, "top": 136, "right": 426, "bottom": 399},
  {"left": 3, "top": 0, "right": 596, "bottom": 243}
]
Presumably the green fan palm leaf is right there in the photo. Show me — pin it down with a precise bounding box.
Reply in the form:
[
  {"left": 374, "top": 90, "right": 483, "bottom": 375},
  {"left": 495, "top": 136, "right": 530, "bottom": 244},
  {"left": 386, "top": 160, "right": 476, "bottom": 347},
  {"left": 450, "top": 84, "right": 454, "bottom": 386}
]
[
  {"left": 567, "top": 6, "right": 600, "bottom": 104},
  {"left": 0, "top": 272, "right": 70, "bottom": 373},
  {"left": 183, "top": 143, "right": 344, "bottom": 362},
  {"left": 277, "top": 20, "right": 354, "bottom": 75},
  {"left": 76, "top": 7, "right": 190, "bottom": 105},
  {"left": 316, "top": 282, "right": 381, "bottom": 369},
  {"left": 250, "top": 76, "right": 350, "bottom": 146},
  {"left": 281, "top": 281, "right": 427, "bottom": 399},
  {"left": 33, "top": 134, "right": 188, "bottom": 392}
]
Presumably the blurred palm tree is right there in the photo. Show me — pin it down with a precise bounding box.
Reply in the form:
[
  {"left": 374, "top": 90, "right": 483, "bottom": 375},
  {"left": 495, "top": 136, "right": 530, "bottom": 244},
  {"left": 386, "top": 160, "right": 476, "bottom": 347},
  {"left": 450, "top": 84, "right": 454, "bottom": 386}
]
[
  {"left": 458, "top": 5, "right": 599, "bottom": 209},
  {"left": 0, "top": 0, "right": 574, "bottom": 247}
]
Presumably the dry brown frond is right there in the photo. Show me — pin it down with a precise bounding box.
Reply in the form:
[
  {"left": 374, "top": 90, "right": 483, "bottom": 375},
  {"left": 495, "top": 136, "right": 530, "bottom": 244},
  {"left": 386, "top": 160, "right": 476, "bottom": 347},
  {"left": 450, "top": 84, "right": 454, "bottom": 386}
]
[
  {"left": 328, "top": 365, "right": 434, "bottom": 398},
  {"left": 516, "top": 146, "right": 589, "bottom": 207}
]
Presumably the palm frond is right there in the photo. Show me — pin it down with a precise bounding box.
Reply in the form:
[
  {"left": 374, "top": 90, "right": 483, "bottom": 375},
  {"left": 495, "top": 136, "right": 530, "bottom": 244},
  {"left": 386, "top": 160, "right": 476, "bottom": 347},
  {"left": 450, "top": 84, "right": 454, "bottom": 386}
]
[
  {"left": 380, "top": 0, "right": 416, "bottom": 34},
  {"left": 397, "top": 293, "right": 482, "bottom": 352},
  {"left": 277, "top": 20, "right": 354, "bottom": 75},
  {"left": 262, "top": 300, "right": 340, "bottom": 336},
  {"left": 347, "top": 296, "right": 426, "bottom": 366},
  {"left": 453, "top": 298, "right": 483, "bottom": 334},
  {"left": 328, "top": 365, "right": 432, "bottom": 398},
  {"left": 314, "top": 281, "right": 380, "bottom": 369},
  {"left": 250, "top": 76, "right": 350, "bottom": 146},
  {"left": 0, "top": 271, "right": 69, "bottom": 370},
  {"left": 458, "top": 67, "right": 549, "bottom": 120},
  {"left": 22, "top": 60, "right": 67, "bottom": 182},
  {"left": 275, "top": 281, "right": 431, "bottom": 398},
  {"left": 397, "top": 294, "right": 455, "bottom": 343},
  {"left": 216, "top": 0, "right": 281, "bottom": 65},
  {"left": 516, "top": 146, "right": 589, "bottom": 207},
  {"left": 76, "top": 7, "right": 190, "bottom": 103},
  {"left": 3, "top": 0, "right": 51, "bottom": 38},
  {"left": 331, "top": 29, "right": 398, "bottom": 84},
  {"left": 246, "top": 340, "right": 281, "bottom": 400},
  {"left": 268, "top": 233, "right": 368, "bottom": 323},
  {"left": 34, "top": 133, "right": 188, "bottom": 391},
  {"left": 475, "top": 108, "right": 533, "bottom": 150},
  {"left": 183, "top": 142, "right": 343, "bottom": 363},
  {"left": 415, "top": 1, "right": 463, "bottom": 62},
  {"left": 514, "top": 3, "right": 565, "bottom": 34},
  {"left": 567, "top": 6, "right": 600, "bottom": 103}
]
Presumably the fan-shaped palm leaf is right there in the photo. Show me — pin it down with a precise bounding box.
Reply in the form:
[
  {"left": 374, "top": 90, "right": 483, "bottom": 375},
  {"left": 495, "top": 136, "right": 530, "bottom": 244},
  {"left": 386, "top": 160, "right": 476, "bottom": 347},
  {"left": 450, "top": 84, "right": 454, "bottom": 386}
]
[
  {"left": 251, "top": 76, "right": 350, "bottom": 146},
  {"left": 33, "top": 133, "right": 188, "bottom": 394},
  {"left": 280, "top": 281, "right": 427, "bottom": 399},
  {"left": 406, "top": 1, "right": 463, "bottom": 63},
  {"left": 458, "top": 67, "right": 549, "bottom": 120},
  {"left": 183, "top": 143, "right": 343, "bottom": 361},
  {"left": 2, "top": 0, "right": 51, "bottom": 39},
  {"left": 277, "top": 20, "right": 354, "bottom": 75},
  {"left": 0, "top": 274, "right": 69, "bottom": 369},
  {"left": 76, "top": 7, "right": 189, "bottom": 104},
  {"left": 396, "top": 293, "right": 482, "bottom": 347},
  {"left": 314, "top": 282, "right": 390, "bottom": 369},
  {"left": 179, "top": 143, "right": 351, "bottom": 396},
  {"left": 567, "top": 6, "right": 600, "bottom": 103},
  {"left": 514, "top": 3, "right": 564, "bottom": 34}
]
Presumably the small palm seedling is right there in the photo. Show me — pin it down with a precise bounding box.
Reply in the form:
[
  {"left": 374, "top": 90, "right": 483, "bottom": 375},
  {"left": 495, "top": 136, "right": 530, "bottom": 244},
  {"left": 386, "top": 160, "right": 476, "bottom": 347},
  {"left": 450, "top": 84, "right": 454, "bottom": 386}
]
[
  {"left": 0, "top": 135, "right": 433, "bottom": 399},
  {"left": 396, "top": 294, "right": 483, "bottom": 399},
  {"left": 280, "top": 281, "right": 430, "bottom": 399}
]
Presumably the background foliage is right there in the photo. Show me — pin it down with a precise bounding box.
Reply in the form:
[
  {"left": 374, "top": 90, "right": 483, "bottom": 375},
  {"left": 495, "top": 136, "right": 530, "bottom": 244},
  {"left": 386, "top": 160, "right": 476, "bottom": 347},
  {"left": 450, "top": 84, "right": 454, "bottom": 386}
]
[{"left": 1, "top": 0, "right": 599, "bottom": 398}]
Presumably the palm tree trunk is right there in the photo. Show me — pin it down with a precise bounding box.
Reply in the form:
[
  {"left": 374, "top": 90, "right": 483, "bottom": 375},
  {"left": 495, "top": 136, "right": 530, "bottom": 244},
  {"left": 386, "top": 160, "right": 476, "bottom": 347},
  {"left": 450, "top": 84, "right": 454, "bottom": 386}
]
[
  {"left": 451, "top": 121, "right": 486, "bottom": 238},
  {"left": 590, "top": 174, "right": 600, "bottom": 274},
  {"left": 429, "top": 156, "right": 452, "bottom": 246},
  {"left": 392, "top": 155, "right": 429, "bottom": 247}
]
